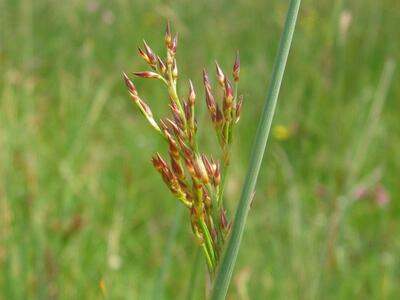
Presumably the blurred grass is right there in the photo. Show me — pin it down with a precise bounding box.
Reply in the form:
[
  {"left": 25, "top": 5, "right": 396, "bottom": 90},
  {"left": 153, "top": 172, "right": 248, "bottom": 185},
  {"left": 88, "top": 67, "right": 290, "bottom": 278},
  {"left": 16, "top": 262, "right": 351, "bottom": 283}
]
[{"left": 0, "top": 0, "right": 399, "bottom": 299}]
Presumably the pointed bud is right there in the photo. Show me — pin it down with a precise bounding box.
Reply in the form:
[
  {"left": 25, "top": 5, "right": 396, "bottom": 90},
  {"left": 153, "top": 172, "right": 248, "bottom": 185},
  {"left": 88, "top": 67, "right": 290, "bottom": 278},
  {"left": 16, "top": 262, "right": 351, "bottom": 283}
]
[
  {"left": 133, "top": 71, "right": 161, "bottom": 79},
  {"left": 188, "top": 80, "right": 196, "bottom": 105},
  {"left": 143, "top": 40, "right": 157, "bottom": 66},
  {"left": 177, "top": 136, "right": 192, "bottom": 159},
  {"left": 236, "top": 95, "right": 243, "bottom": 123},
  {"left": 203, "top": 69, "right": 211, "bottom": 89},
  {"left": 215, "top": 103, "right": 223, "bottom": 127},
  {"left": 223, "top": 77, "right": 234, "bottom": 115},
  {"left": 233, "top": 50, "right": 240, "bottom": 82},
  {"left": 215, "top": 62, "right": 225, "bottom": 86},
  {"left": 170, "top": 155, "right": 184, "bottom": 179},
  {"left": 166, "top": 134, "right": 179, "bottom": 159},
  {"left": 224, "top": 77, "right": 233, "bottom": 104},
  {"left": 183, "top": 155, "right": 196, "bottom": 179},
  {"left": 157, "top": 56, "right": 167, "bottom": 77},
  {"left": 138, "top": 99, "right": 153, "bottom": 117},
  {"left": 137, "top": 47, "right": 151, "bottom": 65},
  {"left": 195, "top": 156, "right": 209, "bottom": 184},
  {"left": 169, "top": 102, "right": 184, "bottom": 128},
  {"left": 123, "top": 73, "right": 138, "bottom": 96},
  {"left": 152, "top": 153, "right": 168, "bottom": 172},
  {"left": 170, "top": 33, "right": 178, "bottom": 54},
  {"left": 160, "top": 119, "right": 173, "bottom": 136},
  {"left": 165, "top": 21, "right": 172, "bottom": 48},
  {"left": 220, "top": 208, "right": 230, "bottom": 232},
  {"left": 166, "top": 118, "right": 184, "bottom": 138},
  {"left": 203, "top": 186, "right": 211, "bottom": 208},
  {"left": 205, "top": 85, "right": 216, "bottom": 114}
]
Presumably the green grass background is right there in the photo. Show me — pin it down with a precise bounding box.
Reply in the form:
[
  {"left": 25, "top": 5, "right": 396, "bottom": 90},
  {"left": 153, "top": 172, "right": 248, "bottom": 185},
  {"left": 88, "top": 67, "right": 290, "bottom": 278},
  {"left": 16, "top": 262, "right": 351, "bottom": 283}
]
[{"left": 0, "top": 0, "right": 399, "bottom": 299}]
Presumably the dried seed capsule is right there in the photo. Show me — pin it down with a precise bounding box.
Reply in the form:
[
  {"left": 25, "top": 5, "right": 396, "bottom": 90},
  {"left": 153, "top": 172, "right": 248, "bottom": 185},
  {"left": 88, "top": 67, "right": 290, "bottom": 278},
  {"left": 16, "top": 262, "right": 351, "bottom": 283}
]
[{"left": 233, "top": 50, "right": 240, "bottom": 82}]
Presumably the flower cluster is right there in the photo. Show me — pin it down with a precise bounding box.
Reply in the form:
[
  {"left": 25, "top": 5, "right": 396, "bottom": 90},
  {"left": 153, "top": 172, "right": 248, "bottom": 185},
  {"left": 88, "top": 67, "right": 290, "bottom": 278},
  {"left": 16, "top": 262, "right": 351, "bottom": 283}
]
[{"left": 123, "top": 22, "right": 243, "bottom": 273}]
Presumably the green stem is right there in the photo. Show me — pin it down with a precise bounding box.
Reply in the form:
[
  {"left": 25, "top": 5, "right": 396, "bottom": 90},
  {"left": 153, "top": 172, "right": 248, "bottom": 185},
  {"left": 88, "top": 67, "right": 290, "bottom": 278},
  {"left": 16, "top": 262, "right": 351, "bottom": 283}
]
[
  {"left": 210, "top": 0, "right": 301, "bottom": 299},
  {"left": 199, "top": 219, "right": 216, "bottom": 269}
]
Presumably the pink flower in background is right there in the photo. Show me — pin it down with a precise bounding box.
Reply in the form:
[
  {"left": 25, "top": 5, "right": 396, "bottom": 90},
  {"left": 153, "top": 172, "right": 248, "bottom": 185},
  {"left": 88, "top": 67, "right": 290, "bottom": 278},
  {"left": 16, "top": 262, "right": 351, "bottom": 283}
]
[{"left": 374, "top": 185, "right": 390, "bottom": 207}]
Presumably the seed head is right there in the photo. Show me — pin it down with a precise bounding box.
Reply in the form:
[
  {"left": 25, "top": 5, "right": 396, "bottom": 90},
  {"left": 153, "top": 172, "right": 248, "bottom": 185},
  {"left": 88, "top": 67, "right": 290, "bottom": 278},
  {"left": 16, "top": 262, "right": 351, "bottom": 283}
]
[{"left": 233, "top": 50, "right": 240, "bottom": 82}]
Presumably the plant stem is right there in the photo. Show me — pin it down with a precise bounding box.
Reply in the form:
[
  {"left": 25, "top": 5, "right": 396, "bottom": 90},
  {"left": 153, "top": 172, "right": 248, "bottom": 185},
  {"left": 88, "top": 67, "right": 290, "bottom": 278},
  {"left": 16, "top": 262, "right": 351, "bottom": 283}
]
[{"left": 210, "top": 0, "right": 301, "bottom": 299}]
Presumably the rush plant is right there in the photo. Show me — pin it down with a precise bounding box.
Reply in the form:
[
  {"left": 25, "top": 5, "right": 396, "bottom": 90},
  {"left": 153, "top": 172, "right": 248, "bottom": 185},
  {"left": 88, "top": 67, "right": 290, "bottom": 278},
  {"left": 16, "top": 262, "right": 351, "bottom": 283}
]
[{"left": 123, "top": 22, "right": 243, "bottom": 275}]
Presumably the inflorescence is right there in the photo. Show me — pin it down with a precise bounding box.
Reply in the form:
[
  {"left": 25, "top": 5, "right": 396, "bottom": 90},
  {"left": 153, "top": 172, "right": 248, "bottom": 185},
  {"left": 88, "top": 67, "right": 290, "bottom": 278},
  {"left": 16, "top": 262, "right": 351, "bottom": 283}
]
[{"left": 123, "top": 22, "right": 243, "bottom": 274}]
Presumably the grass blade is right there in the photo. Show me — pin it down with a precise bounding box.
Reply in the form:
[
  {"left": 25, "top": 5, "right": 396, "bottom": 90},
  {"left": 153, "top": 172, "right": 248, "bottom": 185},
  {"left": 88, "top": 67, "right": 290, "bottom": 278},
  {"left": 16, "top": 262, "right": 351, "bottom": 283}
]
[{"left": 210, "top": 0, "right": 302, "bottom": 298}]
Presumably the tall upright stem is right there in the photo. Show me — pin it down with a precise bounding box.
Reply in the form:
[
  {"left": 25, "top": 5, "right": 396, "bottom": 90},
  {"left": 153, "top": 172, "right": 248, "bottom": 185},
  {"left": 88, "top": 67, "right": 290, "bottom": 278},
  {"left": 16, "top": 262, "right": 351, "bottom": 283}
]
[{"left": 210, "top": 1, "right": 301, "bottom": 299}]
